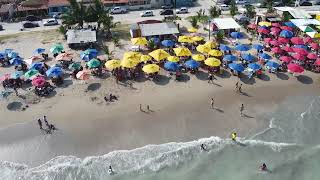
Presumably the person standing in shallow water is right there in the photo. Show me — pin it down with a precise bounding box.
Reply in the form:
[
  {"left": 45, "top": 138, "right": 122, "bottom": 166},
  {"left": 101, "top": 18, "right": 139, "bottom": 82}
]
[
  {"left": 231, "top": 132, "right": 237, "bottom": 141},
  {"left": 37, "top": 119, "right": 42, "bottom": 129}
]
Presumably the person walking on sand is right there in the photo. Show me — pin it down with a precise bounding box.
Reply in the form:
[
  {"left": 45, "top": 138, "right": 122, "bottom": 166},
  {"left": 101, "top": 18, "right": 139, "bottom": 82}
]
[
  {"left": 231, "top": 132, "right": 237, "bottom": 141},
  {"left": 235, "top": 81, "right": 239, "bottom": 91},
  {"left": 240, "top": 104, "right": 244, "bottom": 117},
  {"left": 147, "top": 105, "right": 150, "bottom": 111},
  {"left": 43, "top": 116, "right": 49, "bottom": 128},
  {"left": 210, "top": 98, "right": 214, "bottom": 109},
  {"left": 208, "top": 73, "right": 213, "bottom": 83},
  {"left": 37, "top": 119, "right": 43, "bottom": 129},
  {"left": 139, "top": 104, "right": 142, "bottom": 112},
  {"left": 238, "top": 84, "right": 243, "bottom": 93}
]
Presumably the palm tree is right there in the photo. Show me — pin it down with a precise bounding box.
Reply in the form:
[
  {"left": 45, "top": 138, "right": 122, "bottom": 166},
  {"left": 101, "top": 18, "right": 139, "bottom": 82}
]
[
  {"left": 62, "top": 0, "right": 86, "bottom": 28},
  {"left": 101, "top": 9, "right": 120, "bottom": 39}
]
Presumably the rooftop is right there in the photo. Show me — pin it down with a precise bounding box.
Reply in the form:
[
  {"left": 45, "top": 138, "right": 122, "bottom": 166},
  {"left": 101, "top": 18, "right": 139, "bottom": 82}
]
[
  {"left": 139, "top": 22, "right": 179, "bottom": 37},
  {"left": 48, "top": 0, "right": 69, "bottom": 7},
  {"left": 212, "top": 18, "right": 240, "bottom": 30}
]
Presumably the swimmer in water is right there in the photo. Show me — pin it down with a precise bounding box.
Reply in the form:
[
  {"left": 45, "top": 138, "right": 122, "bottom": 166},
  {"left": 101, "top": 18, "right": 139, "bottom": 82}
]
[
  {"left": 231, "top": 132, "right": 237, "bottom": 141},
  {"left": 260, "top": 163, "right": 267, "bottom": 171},
  {"left": 200, "top": 144, "right": 207, "bottom": 151},
  {"left": 108, "top": 165, "right": 114, "bottom": 175}
]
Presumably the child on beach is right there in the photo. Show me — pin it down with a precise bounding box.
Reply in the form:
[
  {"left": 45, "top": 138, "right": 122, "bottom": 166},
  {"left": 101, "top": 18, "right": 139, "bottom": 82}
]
[{"left": 210, "top": 98, "right": 214, "bottom": 109}]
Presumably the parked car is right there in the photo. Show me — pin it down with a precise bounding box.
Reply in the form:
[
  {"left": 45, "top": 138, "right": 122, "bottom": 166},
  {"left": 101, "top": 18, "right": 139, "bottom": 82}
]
[
  {"left": 300, "top": 1, "right": 312, "bottom": 6},
  {"left": 235, "top": 0, "right": 248, "bottom": 4},
  {"left": 110, "top": 7, "right": 127, "bottom": 14},
  {"left": 0, "top": 24, "right": 3, "bottom": 31},
  {"left": 176, "top": 7, "right": 188, "bottom": 14},
  {"left": 140, "top": 10, "right": 154, "bottom": 17},
  {"left": 161, "top": 4, "right": 173, "bottom": 9},
  {"left": 53, "top": 12, "right": 63, "bottom": 19},
  {"left": 23, "top": 22, "right": 39, "bottom": 28},
  {"left": 160, "top": 9, "right": 174, "bottom": 15},
  {"left": 25, "top": 15, "right": 41, "bottom": 21},
  {"left": 219, "top": 4, "right": 229, "bottom": 11},
  {"left": 43, "top": 19, "right": 59, "bottom": 26}
]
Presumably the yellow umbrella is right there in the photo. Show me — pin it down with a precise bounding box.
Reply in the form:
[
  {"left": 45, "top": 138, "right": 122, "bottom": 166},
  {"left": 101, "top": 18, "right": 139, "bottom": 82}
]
[
  {"left": 208, "top": 49, "right": 223, "bottom": 57},
  {"left": 178, "top": 35, "right": 193, "bottom": 43},
  {"left": 173, "top": 47, "right": 192, "bottom": 57},
  {"left": 167, "top": 56, "right": 179, "bottom": 62},
  {"left": 258, "top": 21, "right": 271, "bottom": 27},
  {"left": 140, "top": 55, "right": 152, "bottom": 62},
  {"left": 142, "top": 64, "right": 160, "bottom": 74},
  {"left": 196, "top": 44, "right": 211, "bottom": 54},
  {"left": 204, "top": 58, "right": 221, "bottom": 67},
  {"left": 187, "top": 27, "right": 198, "bottom": 33},
  {"left": 105, "top": 59, "right": 121, "bottom": 70},
  {"left": 131, "top": 37, "right": 148, "bottom": 46},
  {"left": 149, "top": 49, "right": 170, "bottom": 61},
  {"left": 204, "top": 41, "right": 217, "bottom": 49},
  {"left": 123, "top": 51, "right": 142, "bottom": 60},
  {"left": 192, "top": 36, "right": 204, "bottom": 42},
  {"left": 192, "top": 54, "right": 205, "bottom": 61},
  {"left": 121, "top": 59, "right": 137, "bottom": 68}
]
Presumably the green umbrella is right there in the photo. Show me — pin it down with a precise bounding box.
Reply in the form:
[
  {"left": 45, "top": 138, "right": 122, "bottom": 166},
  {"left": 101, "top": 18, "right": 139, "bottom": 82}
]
[
  {"left": 87, "top": 59, "right": 101, "bottom": 69},
  {"left": 304, "top": 26, "right": 314, "bottom": 33},
  {"left": 68, "top": 62, "right": 82, "bottom": 71},
  {"left": 24, "top": 69, "right": 39, "bottom": 79},
  {"left": 50, "top": 43, "right": 64, "bottom": 54}
]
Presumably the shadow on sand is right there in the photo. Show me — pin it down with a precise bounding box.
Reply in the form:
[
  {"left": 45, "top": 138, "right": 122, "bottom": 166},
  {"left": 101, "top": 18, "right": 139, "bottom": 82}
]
[
  {"left": 7, "top": 101, "right": 23, "bottom": 111},
  {"left": 217, "top": 70, "right": 231, "bottom": 79},
  {"left": 297, "top": 75, "right": 313, "bottom": 84},
  {"left": 60, "top": 79, "right": 73, "bottom": 88},
  {"left": 87, "top": 83, "right": 101, "bottom": 91},
  {"left": 195, "top": 71, "right": 208, "bottom": 81},
  {"left": 240, "top": 77, "right": 256, "bottom": 85},
  {"left": 259, "top": 74, "right": 270, "bottom": 81},
  {"left": 153, "top": 75, "right": 170, "bottom": 85},
  {"left": 276, "top": 72, "right": 289, "bottom": 80}
]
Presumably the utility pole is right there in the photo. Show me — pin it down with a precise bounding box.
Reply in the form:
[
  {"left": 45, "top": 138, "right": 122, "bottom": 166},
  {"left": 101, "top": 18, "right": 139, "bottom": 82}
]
[{"left": 208, "top": 20, "right": 211, "bottom": 40}]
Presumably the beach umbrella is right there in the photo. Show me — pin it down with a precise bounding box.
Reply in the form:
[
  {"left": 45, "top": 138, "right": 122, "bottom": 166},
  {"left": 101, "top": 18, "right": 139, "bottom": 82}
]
[
  {"left": 167, "top": 56, "right": 179, "bottom": 62},
  {"left": 248, "top": 63, "right": 262, "bottom": 71},
  {"left": 270, "top": 27, "right": 281, "bottom": 33},
  {"left": 0, "top": 74, "right": 10, "bottom": 82},
  {"left": 131, "top": 37, "right": 148, "bottom": 46},
  {"left": 30, "top": 62, "right": 44, "bottom": 70},
  {"left": 149, "top": 49, "right": 170, "bottom": 61},
  {"left": 140, "top": 55, "right": 152, "bottom": 62},
  {"left": 314, "top": 59, "right": 320, "bottom": 65},
  {"left": 266, "top": 61, "right": 280, "bottom": 69},
  {"left": 258, "top": 28, "right": 270, "bottom": 34},
  {"left": 24, "top": 56, "right": 43, "bottom": 65},
  {"left": 223, "top": 55, "right": 237, "bottom": 62},
  {"left": 11, "top": 71, "right": 24, "bottom": 79},
  {"left": 142, "top": 64, "right": 160, "bottom": 74},
  {"left": 271, "top": 47, "right": 284, "bottom": 54},
  {"left": 196, "top": 44, "right": 211, "bottom": 54},
  {"left": 304, "top": 36, "right": 313, "bottom": 44},
  {"left": 8, "top": 51, "right": 18, "bottom": 58},
  {"left": 230, "top": 32, "right": 243, "bottom": 39},
  {"left": 228, "top": 63, "right": 245, "bottom": 72},
  {"left": 204, "top": 41, "right": 217, "bottom": 49},
  {"left": 173, "top": 47, "right": 192, "bottom": 57},
  {"left": 80, "top": 50, "right": 97, "bottom": 61},
  {"left": 307, "top": 53, "right": 318, "bottom": 60},
  {"left": 204, "top": 57, "right": 221, "bottom": 67},
  {"left": 192, "top": 36, "right": 204, "bottom": 42},
  {"left": 185, "top": 60, "right": 200, "bottom": 69},
  {"left": 187, "top": 27, "right": 198, "bottom": 33},
  {"left": 291, "top": 37, "right": 304, "bottom": 45},
  {"left": 105, "top": 60, "right": 121, "bottom": 70},
  {"left": 283, "top": 46, "right": 293, "bottom": 52},
  {"left": 208, "top": 49, "right": 223, "bottom": 57},
  {"left": 178, "top": 36, "right": 193, "bottom": 43},
  {"left": 279, "top": 56, "right": 292, "bottom": 63},
  {"left": 293, "top": 45, "right": 308, "bottom": 50},
  {"left": 252, "top": 44, "right": 264, "bottom": 51},
  {"left": 270, "top": 40, "right": 281, "bottom": 46},
  {"left": 287, "top": 63, "right": 304, "bottom": 73},
  {"left": 76, "top": 70, "right": 90, "bottom": 80},
  {"left": 68, "top": 62, "right": 82, "bottom": 71},
  {"left": 259, "top": 53, "right": 272, "bottom": 60},
  {"left": 0, "top": 52, "right": 5, "bottom": 59},
  {"left": 50, "top": 43, "right": 64, "bottom": 54},
  {"left": 4, "top": 48, "right": 13, "bottom": 55},
  {"left": 220, "top": 44, "right": 232, "bottom": 51},
  {"left": 56, "top": 53, "right": 73, "bottom": 61},
  {"left": 280, "top": 26, "right": 293, "bottom": 31},
  {"left": 33, "top": 48, "right": 45, "bottom": 55},
  {"left": 292, "top": 53, "right": 306, "bottom": 61},
  {"left": 310, "top": 43, "right": 319, "bottom": 50},
  {"left": 192, "top": 54, "right": 205, "bottom": 61},
  {"left": 293, "top": 48, "right": 308, "bottom": 56},
  {"left": 164, "top": 61, "right": 179, "bottom": 71},
  {"left": 9, "top": 57, "right": 23, "bottom": 65},
  {"left": 161, "top": 40, "right": 175, "bottom": 47},
  {"left": 24, "top": 69, "right": 40, "bottom": 79},
  {"left": 87, "top": 59, "right": 101, "bottom": 69},
  {"left": 303, "top": 26, "right": 314, "bottom": 33},
  {"left": 235, "top": 44, "right": 251, "bottom": 51},
  {"left": 32, "top": 76, "right": 46, "bottom": 87},
  {"left": 241, "top": 53, "right": 256, "bottom": 62},
  {"left": 248, "top": 23, "right": 257, "bottom": 29},
  {"left": 121, "top": 59, "right": 137, "bottom": 68},
  {"left": 280, "top": 30, "right": 293, "bottom": 38},
  {"left": 278, "top": 37, "right": 289, "bottom": 44},
  {"left": 264, "top": 38, "right": 272, "bottom": 44},
  {"left": 150, "top": 37, "right": 160, "bottom": 44},
  {"left": 123, "top": 51, "right": 142, "bottom": 61},
  {"left": 284, "top": 22, "right": 295, "bottom": 27},
  {"left": 46, "top": 66, "right": 63, "bottom": 77},
  {"left": 272, "top": 22, "right": 281, "bottom": 27},
  {"left": 258, "top": 21, "right": 271, "bottom": 27}
]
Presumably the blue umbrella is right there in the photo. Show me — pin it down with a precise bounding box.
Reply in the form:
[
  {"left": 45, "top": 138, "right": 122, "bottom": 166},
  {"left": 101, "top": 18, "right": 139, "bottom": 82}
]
[
  {"left": 259, "top": 53, "right": 272, "bottom": 60},
  {"left": 185, "top": 60, "right": 200, "bottom": 69},
  {"left": 235, "top": 44, "right": 251, "bottom": 51},
  {"left": 259, "top": 26, "right": 269, "bottom": 29},
  {"left": 9, "top": 57, "right": 23, "bottom": 65},
  {"left": 284, "top": 22, "right": 295, "bottom": 27},
  {"left": 46, "top": 66, "right": 63, "bottom": 77},
  {"left": 230, "top": 32, "right": 243, "bottom": 39},
  {"left": 30, "top": 62, "right": 44, "bottom": 70},
  {"left": 80, "top": 52, "right": 96, "bottom": 61},
  {"left": 33, "top": 48, "right": 45, "bottom": 55},
  {"left": 252, "top": 44, "right": 264, "bottom": 51},
  {"left": 293, "top": 45, "right": 308, "bottom": 50},
  {"left": 0, "top": 52, "right": 6, "bottom": 59},
  {"left": 11, "top": 71, "right": 24, "bottom": 79},
  {"left": 266, "top": 61, "right": 280, "bottom": 69},
  {"left": 86, "top": 48, "right": 98, "bottom": 55},
  {"left": 220, "top": 44, "right": 232, "bottom": 51},
  {"left": 223, "top": 55, "right": 237, "bottom": 62},
  {"left": 248, "top": 63, "right": 262, "bottom": 71},
  {"left": 241, "top": 53, "right": 256, "bottom": 62},
  {"left": 161, "top": 40, "right": 175, "bottom": 47},
  {"left": 8, "top": 51, "right": 18, "bottom": 58},
  {"left": 4, "top": 49, "right": 13, "bottom": 55},
  {"left": 164, "top": 61, "right": 179, "bottom": 71},
  {"left": 228, "top": 63, "right": 245, "bottom": 72},
  {"left": 280, "top": 30, "right": 293, "bottom": 38},
  {"left": 150, "top": 37, "right": 160, "bottom": 44}
]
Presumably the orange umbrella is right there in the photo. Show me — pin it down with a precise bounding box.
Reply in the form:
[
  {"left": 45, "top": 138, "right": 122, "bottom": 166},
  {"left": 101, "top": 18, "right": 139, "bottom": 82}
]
[{"left": 56, "top": 53, "right": 73, "bottom": 61}]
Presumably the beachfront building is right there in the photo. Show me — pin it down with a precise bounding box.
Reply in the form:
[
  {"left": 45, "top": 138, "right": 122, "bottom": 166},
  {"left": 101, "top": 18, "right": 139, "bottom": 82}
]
[
  {"left": 103, "top": 0, "right": 152, "bottom": 10},
  {"left": 48, "top": 0, "right": 69, "bottom": 17},
  {"left": 211, "top": 18, "right": 241, "bottom": 35},
  {"left": 16, "top": 0, "right": 48, "bottom": 17},
  {"left": 130, "top": 20, "right": 179, "bottom": 39}
]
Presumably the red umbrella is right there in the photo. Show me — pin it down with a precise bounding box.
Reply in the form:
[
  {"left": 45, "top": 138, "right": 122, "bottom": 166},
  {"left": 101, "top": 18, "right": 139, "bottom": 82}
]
[
  {"left": 258, "top": 28, "right": 270, "bottom": 34},
  {"left": 307, "top": 53, "right": 318, "bottom": 60},
  {"left": 271, "top": 27, "right": 281, "bottom": 33},
  {"left": 291, "top": 37, "right": 304, "bottom": 45},
  {"left": 283, "top": 46, "right": 293, "bottom": 52},
  {"left": 310, "top": 43, "right": 319, "bottom": 50},
  {"left": 314, "top": 59, "right": 320, "bottom": 65},
  {"left": 272, "top": 23, "right": 281, "bottom": 27},
  {"left": 292, "top": 53, "right": 306, "bottom": 61},
  {"left": 270, "top": 40, "right": 281, "bottom": 46},
  {"left": 271, "top": 47, "right": 283, "bottom": 54},
  {"left": 248, "top": 24, "right": 257, "bottom": 29},
  {"left": 278, "top": 37, "right": 289, "bottom": 44},
  {"left": 279, "top": 56, "right": 292, "bottom": 63},
  {"left": 0, "top": 74, "right": 10, "bottom": 82},
  {"left": 264, "top": 38, "right": 272, "bottom": 44},
  {"left": 293, "top": 48, "right": 309, "bottom": 56},
  {"left": 32, "top": 76, "right": 46, "bottom": 87},
  {"left": 287, "top": 63, "right": 304, "bottom": 73},
  {"left": 281, "top": 26, "right": 293, "bottom": 31},
  {"left": 304, "top": 36, "right": 313, "bottom": 43}
]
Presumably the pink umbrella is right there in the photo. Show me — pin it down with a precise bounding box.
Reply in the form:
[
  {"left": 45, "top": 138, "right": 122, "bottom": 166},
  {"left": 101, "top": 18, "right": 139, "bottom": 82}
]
[
  {"left": 283, "top": 46, "right": 293, "bottom": 52},
  {"left": 287, "top": 63, "right": 304, "bottom": 73},
  {"left": 272, "top": 23, "right": 281, "bottom": 27},
  {"left": 258, "top": 28, "right": 270, "bottom": 34},
  {"left": 248, "top": 24, "right": 257, "bottom": 29},
  {"left": 314, "top": 59, "right": 320, "bottom": 66},
  {"left": 270, "top": 40, "right": 281, "bottom": 46},
  {"left": 293, "top": 48, "right": 309, "bottom": 56},
  {"left": 292, "top": 53, "right": 306, "bottom": 61},
  {"left": 0, "top": 74, "right": 10, "bottom": 82},
  {"left": 307, "top": 53, "right": 318, "bottom": 60},
  {"left": 291, "top": 37, "right": 304, "bottom": 45},
  {"left": 32, "top": 76, "right": 46, "bottom": 87},
  {"left": 271, "top": 27, "right": 281, "bottom": 33},
  {"left": 281, "top": 26, "right": 293, "bottom": 31},
  {"left": 310, "top": 43, "right": 319, "bottom": 50},
  {"left": 56, "top": 53, "right": 73, "bottom": 61},
  {"left": 264, "top": 38, "right": 272, "bottom": 44},
  {"left": 278, "top": 37, "right": 289, "bottom": 44},
  {"left": 279, "top": 56, "right": 292, "bottom": 63},
  {"left": 271, "top": 47, "right": 283, "bottom": 54},
  {"left": 304, "top": 36, "right": 313, "bottom": 43},
  {"left": 76, "top": 70, "right": 90, "bottom": 80}
]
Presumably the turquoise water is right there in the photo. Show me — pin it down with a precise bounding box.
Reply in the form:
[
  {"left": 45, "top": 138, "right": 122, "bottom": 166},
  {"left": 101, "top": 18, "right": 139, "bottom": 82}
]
[{"left": 1, "top": 96, "right": 320, "bottom": 180}]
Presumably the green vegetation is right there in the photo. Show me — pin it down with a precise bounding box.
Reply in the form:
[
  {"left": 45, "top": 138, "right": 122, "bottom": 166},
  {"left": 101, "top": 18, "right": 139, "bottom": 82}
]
[
  {"left": 245, "top": 5, "right": 256, "bottom": 19},
  {"left": 216, "top": 30, "right": 225, "bottom": 43},
  {"left": 230, "top": 0, "right": 238, "bottom": 17},
  {"left": 208, "top": 6, "right": 221, "bottom": 18},
  {"left": 189, "top": 16, "right": 199, "bottom": 28}
]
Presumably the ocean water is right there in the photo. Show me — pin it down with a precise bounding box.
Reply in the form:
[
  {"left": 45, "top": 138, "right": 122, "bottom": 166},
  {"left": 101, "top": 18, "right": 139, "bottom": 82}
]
[{"left": 1, "top": 96, "right": 320, "bottom": 180}]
